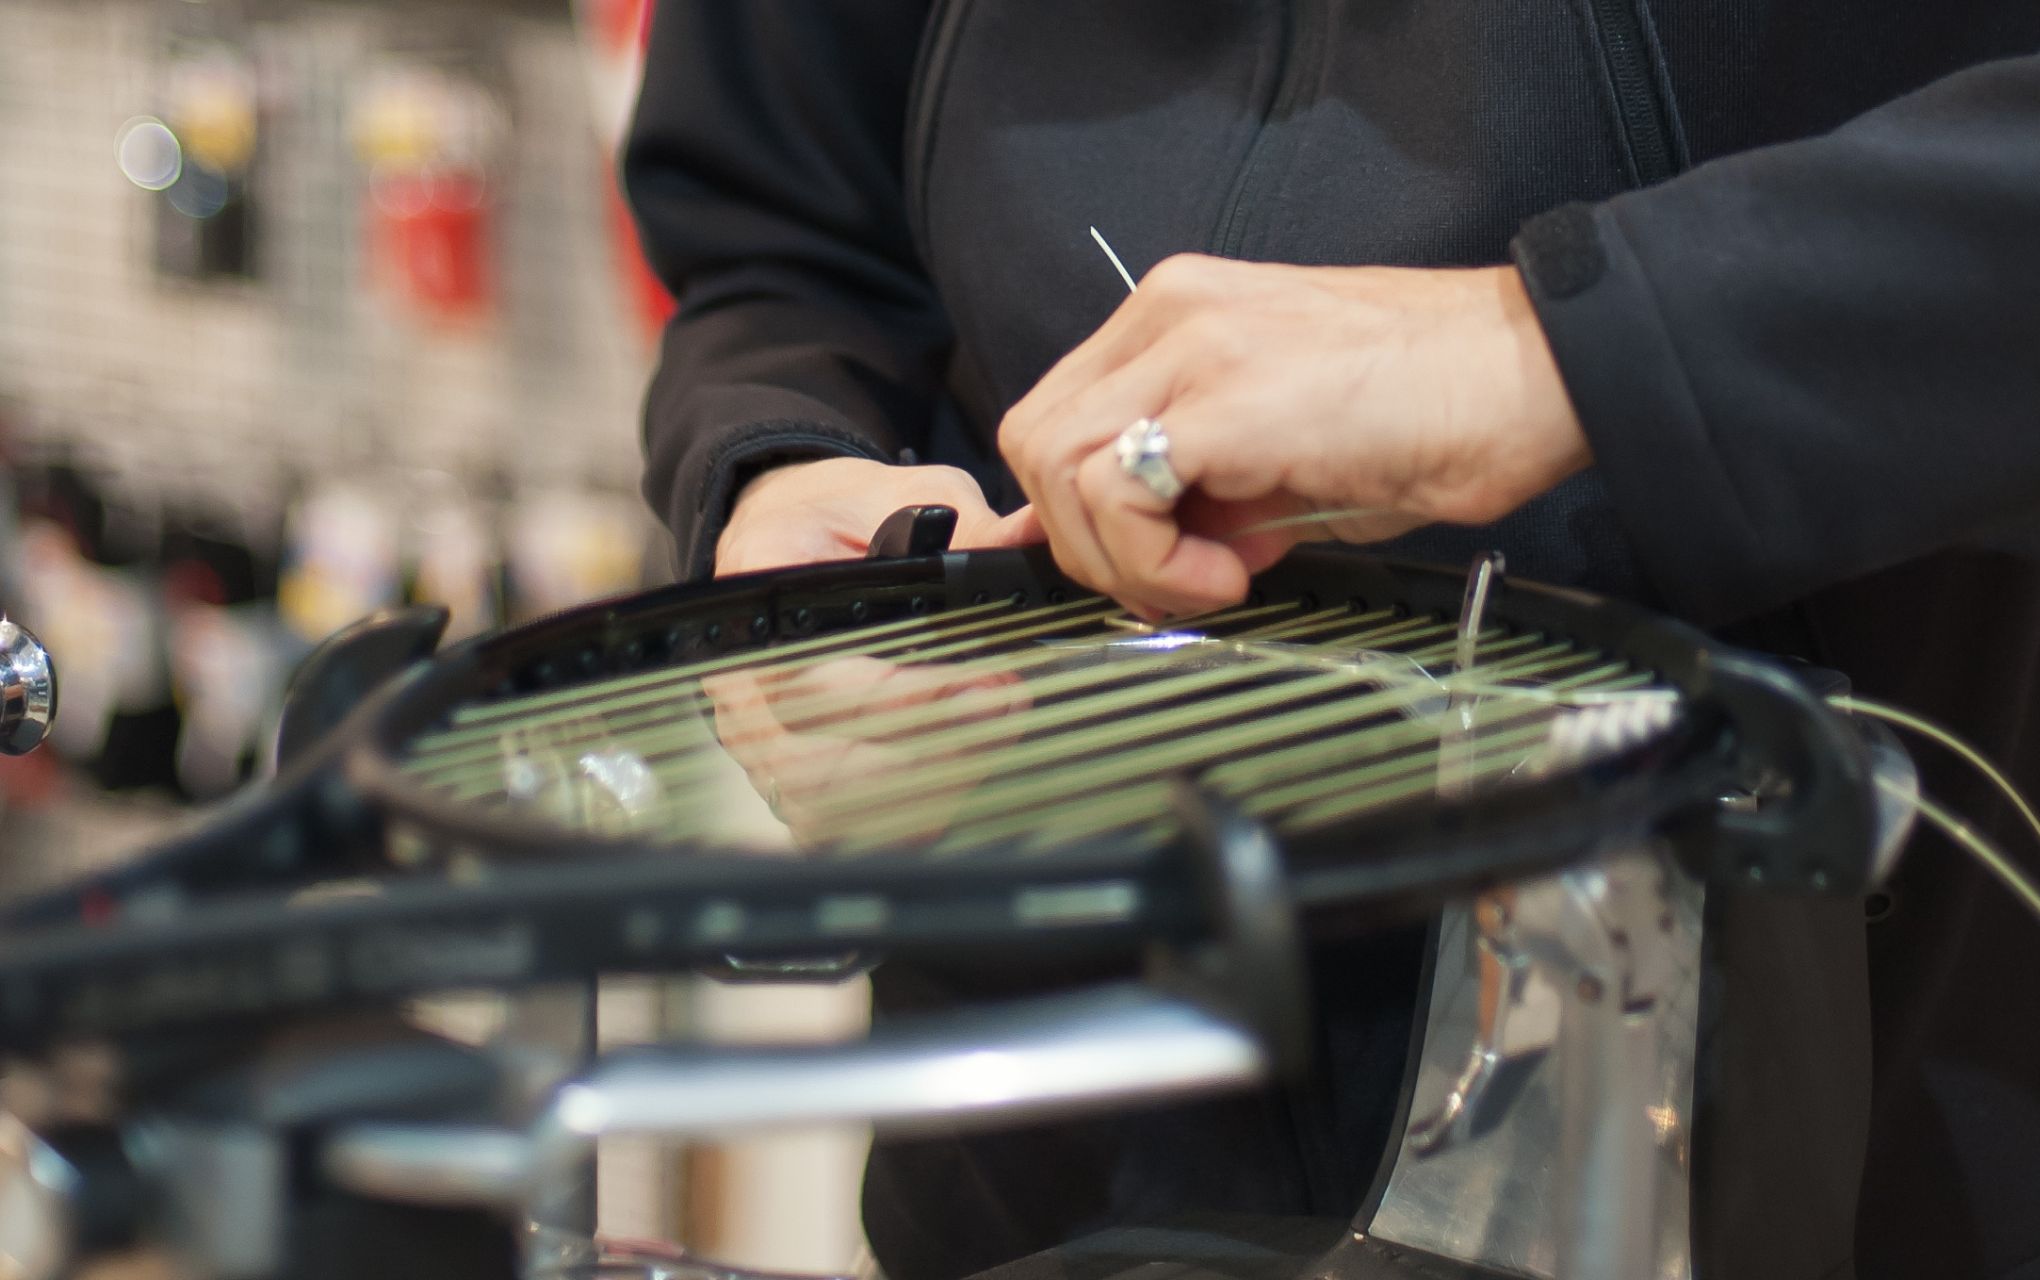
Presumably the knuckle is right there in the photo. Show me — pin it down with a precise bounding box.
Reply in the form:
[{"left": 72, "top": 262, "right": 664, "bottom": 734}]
[
  {"left": 998, "top": 420, "right": 1034, "bottom": 464},
  {"left": 1144, "top": 253, "right": 1210, "bottom": 299},
  {"left": 999, "top": 401, "right": 1041, "bottom": 447},
  {"left": 928, "top": 464, "right": 977, "bottom": 494}
]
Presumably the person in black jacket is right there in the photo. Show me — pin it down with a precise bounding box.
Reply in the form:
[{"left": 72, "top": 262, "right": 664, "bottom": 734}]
[{"left": 624, "top": 6, "right": 2040, "bottom": 1278}]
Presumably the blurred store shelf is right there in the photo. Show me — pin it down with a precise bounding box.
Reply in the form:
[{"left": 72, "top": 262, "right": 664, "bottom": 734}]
[{"left": 0, "top": 0, "right": 875, "bottom": 1272}]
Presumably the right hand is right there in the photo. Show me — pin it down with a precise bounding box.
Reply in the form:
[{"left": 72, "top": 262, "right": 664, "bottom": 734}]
[{"left": 715, "top": 458, "right": 1041, "bottom": 577}]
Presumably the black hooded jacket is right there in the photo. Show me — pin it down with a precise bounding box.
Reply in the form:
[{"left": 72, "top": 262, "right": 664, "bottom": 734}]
[{"left": 624, "top": 5, "right": 2040, "bottom": 1278}]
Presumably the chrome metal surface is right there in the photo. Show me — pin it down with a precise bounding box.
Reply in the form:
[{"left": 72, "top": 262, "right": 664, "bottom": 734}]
[
  {"left": 1453, "top": 552, "right": 1505, "bottom": 677},
  {"left": 708, "top": 953, "right": 870, "bottom": 983},
  {"left": 524, "top": 1227, "right": 852, "bottom": 1280},
  {"left": 528, "top": 982, "right": 1264, "bottom": 1179},
  {"left": 321, "top": 983, "right": 1266, "bottom": 1207},
  {"left": 1403, "top": 889, "right": 1561, "bottom": 1156},
  {"left": 0, "top": 619, "right": 56, "bottom": 756},
  {"left": 1859, "top": 717, "right": 1919, "bottom": 885},
  {"left": 1366, "top": 845, "right": 1701, "bottom": 1280},
  {"left": 324, "top": 1125, "right": 533, "bottom": 1208},
  {"left": 0, "top": 1114, "right": 75, "bottom": 1280}
]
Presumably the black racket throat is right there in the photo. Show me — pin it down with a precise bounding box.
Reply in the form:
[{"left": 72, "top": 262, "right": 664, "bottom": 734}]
[{"left": 0, "top": 546, "right": 1879, "bottom": 1047}]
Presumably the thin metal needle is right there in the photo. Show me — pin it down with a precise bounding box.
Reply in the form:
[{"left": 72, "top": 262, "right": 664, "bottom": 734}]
[{"left": 1090, "top": 226, "right": 1139, "bottom": 294}]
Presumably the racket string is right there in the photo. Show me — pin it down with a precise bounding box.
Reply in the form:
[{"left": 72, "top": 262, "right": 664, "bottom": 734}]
[
  {"left": 394, "top": 592, "right": 1681, "bottom": 859},
  {"left": 407, "top": 603, "right": 1403, "bottom": 796}
]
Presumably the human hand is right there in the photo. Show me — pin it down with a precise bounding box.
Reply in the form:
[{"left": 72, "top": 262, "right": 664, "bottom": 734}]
[
  {"left": 997, "top": 256, "right": 1589, "bottom": 618},
  {"left": 701, "top": 654, "right": 1030, "bottom": 848},
  {"left": 716, "top": 457, "right": 1040, "bottom": 577}
]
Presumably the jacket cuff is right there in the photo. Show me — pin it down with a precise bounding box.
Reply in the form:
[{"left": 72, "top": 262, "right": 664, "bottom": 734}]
[
  {"left": 672, "top": 420, "right": 892, "bottom": 580},
  {"left": 1511, "top": 202, "right": 1767, "bottom": 625}
]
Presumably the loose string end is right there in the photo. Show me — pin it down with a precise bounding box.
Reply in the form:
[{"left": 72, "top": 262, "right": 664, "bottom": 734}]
[{"left": 1090, "top": 226, "right": 1139, "bottom": 294}]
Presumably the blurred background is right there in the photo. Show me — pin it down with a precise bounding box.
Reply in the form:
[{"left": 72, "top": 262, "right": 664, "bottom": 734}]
[{"left": 0, "top": 0, "right": 870, "bottom": 1272}]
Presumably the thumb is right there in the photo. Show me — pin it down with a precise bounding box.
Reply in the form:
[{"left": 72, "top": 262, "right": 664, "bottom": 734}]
[{"left": 956, "top": 503, "right": 1047, "bottom": 549}]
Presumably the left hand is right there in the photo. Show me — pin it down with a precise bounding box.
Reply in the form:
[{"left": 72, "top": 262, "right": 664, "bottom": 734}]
[
  {"left": 701, "top": 655, "right": 1030, "bottom": 849},
  {"left": 998, "top": 256, "right": 1590, "bottom": 619}
]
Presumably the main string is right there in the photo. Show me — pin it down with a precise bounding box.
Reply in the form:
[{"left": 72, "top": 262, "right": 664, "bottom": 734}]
[
  {"left": 442, "top": 604, "right": 1640, "bottom": 857},
  {"left": 408, "top": 602, "right": 1384, "bottom": 795},
  {"left": 438, "top": 607, "right": 1446, "bottom": 808},
  {"left": 923, "top": 664, "right": 1649, "bottom": 857},
  {"left": 399, "top": 581, "right": 1681, "bottom": 859},
  {"left": 1834, "top": 695, "right": 2040, "bottom": 921},
  {"left": 793, "top": 639, "right": 1599, "bottom": 848}
]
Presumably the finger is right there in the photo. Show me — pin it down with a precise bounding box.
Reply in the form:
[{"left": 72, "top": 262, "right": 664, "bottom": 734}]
[
  {"left": 1175, "top": 491, "right": 1311, "bottom": 576},
  {"left": 1074, "top": 445, "right": 1251, "bottom": 616},
  {"left": 953, "top": 502, "right": 1045, "bottom": 549},
  {"left": 993, "top": 504, "right": 1047, "bottom": 546},
  {"left": 1001, "top": 254, "right": 1235, "bottom": 461},
  {"left": 1032, "top": 463, "right": 1144, "bottom": 613},
  {"left": 1178, "top": 489, "right": 1430, "bottom": 555},
  {"left": 1069, "top": 394, "right": 1312, "bottom": 613},
  {"left": 1082, "top": 405, "right": 1429, "bottom": 605},
  {"left": 702, "top": 671, "right": 781, "bottom": 770},
  {"left": 716, "top": 520, "right": 865, "bottom": 577},
  {"left": 1003, "top": 346, "right": 1193, "bottom": 607}
]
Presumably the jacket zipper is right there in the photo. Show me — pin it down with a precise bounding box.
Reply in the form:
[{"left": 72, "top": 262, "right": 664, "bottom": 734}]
[
  {"left": 1581, "top": 0, "right": 1681, "bottom": 186},
  {"left": 905, "top": 0, "right": 970, "bottom": 263},
  {"left": 1212, "top": 0, "right": 1313, "bottom": 259}
]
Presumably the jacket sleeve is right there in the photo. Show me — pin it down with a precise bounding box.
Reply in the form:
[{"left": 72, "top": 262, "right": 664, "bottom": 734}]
[
  {"left": 623, "top": 1, "right": 945, "bottom": 578},
  {"left": 1511, "top": 52, "right": 2040, "bottom": 626}
]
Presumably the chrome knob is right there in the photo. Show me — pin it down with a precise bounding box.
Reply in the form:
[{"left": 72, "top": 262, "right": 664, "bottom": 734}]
[{"left": 0, "top": 619, "right": 57, "bottom": 756}]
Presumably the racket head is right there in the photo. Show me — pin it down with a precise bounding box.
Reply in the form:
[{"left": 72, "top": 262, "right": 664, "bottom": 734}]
[
  {"left": 337, "top": 545, "right": 1873, "bottom": 905},
  {"left": 0, "top": 546, "right": 1879, "bottom": 1048}
]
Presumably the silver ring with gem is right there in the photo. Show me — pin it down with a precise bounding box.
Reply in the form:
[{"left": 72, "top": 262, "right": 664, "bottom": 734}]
[{"left": 1114, "top": 417, "right": 1185, "bottom": 504}]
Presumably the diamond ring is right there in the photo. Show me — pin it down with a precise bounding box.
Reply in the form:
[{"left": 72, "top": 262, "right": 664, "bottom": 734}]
[{"left": 1114, "top": 417, "right": 1184, "bottom": 503}]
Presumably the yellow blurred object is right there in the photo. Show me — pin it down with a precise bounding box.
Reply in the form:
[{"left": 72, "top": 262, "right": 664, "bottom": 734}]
[
  {"left": 351, "top": 85, "right": 442, "bottom": 169},
  {"left": 350, "top": 66, "right": 505, "bottom": 174},
  {"left": 169, "top": 83, "right": 256, "bottom": 174},
  {"left": 165, "top": 52, "right": 258, "bottom": 175}
]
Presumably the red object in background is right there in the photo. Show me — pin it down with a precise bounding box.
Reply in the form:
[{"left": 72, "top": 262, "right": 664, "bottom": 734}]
[
  {"left": 608, "top": 183, "right": 673, "bottom": 337},
  {"left": 369, "top": 172, "right": 495, "bottom": 323},
  {"left": 587, "top": 0, "right": 647, "bottom": 50},
  {"left": 574, "top": 0, "right": 673, "bottom": 338},
  {"left": 624, "top": 0, "right": 672, "bottom": 334}
]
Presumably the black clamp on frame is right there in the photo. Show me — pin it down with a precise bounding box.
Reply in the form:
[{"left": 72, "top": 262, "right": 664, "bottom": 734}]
[
  {"left": 276, "top": 604, "right": 452, "bottom": 770},
  {"left": 1674, "top": 650, "right": 1881, "bottom": 896},
  {"left": 867, "top": 504, "right": 960, "bottom": 559},
  {"left": 1152, "top": 779, "right": 1314, "bottom": 1081}
]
